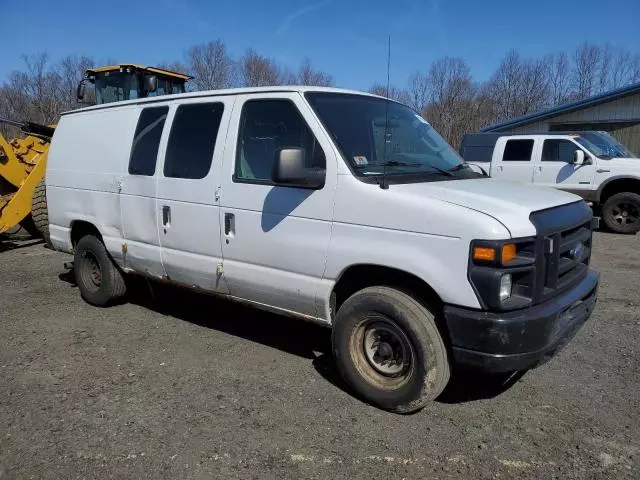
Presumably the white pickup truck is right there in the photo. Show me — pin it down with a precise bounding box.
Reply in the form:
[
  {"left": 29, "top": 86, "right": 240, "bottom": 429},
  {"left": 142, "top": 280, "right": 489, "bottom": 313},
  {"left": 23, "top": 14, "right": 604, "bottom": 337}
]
[
  {"left": 46, "top": 87, "right": 599, "bottom": 413},
  {"left": 460, "top": 132, "right": 640, "bottom": 233}
]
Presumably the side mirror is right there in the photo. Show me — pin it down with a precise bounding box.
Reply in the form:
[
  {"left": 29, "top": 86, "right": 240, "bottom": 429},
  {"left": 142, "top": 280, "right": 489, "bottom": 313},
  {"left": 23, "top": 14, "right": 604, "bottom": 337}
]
[
  {"left": 271, "top": 148, "right": 325, "bottom": 189},
  {"left": 143, "top": 75, "right": 157, "bottom": 94},
  {"left": 76, "top": 81, "right": 86, "bottom": 102},
  {"left": 573, "top": 149, "right": 585, "bottom": 166}
]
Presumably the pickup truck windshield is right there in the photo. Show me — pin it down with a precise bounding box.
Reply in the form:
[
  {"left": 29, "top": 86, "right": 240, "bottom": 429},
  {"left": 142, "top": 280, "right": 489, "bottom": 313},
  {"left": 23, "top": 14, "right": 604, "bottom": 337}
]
[
  {"left": 575, "top": 132, "right": 637, "bottom": 159},
  {"left": 305, "top": 92, "right": 465, "bottom": 177}
]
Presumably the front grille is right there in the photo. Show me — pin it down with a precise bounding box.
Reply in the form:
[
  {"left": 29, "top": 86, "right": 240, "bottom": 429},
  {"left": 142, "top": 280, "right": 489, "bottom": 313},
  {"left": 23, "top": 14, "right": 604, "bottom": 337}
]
[
  {"left": 529, "top": 202, "right": 594, "bottom": 304},
  {"left": 544, "top": 221, "right": 591, "bottom": 292}
]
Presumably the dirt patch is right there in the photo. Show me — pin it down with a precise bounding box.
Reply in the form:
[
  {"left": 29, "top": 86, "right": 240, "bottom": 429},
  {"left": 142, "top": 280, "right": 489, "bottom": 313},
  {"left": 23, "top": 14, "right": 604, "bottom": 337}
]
[{"left": 0, "top": 233, "right": 638, "bottom": 479}]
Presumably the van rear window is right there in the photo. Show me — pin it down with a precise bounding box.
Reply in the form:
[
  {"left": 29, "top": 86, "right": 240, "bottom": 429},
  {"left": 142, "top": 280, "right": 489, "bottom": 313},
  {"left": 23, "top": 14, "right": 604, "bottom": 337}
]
[
  {"left": 129, "top": 106, "right": 168, "bottom": 176},
  {"left": 164, "top": 102, "right": 224, "bottom": 180}
]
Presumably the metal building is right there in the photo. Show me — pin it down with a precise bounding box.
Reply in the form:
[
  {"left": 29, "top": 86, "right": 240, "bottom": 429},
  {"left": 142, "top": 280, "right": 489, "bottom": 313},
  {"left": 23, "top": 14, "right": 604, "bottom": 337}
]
[{"left": 481, "top": 82, "right": 640, "bottom": 156}]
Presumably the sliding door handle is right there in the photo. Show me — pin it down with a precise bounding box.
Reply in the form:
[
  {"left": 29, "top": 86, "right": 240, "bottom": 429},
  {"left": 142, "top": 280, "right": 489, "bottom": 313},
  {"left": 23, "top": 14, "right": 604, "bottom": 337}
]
[
  {"left": 224, "top": 212, "right": 235, "bottom": 236},
  {"left": 162, "top": 205, "right": 171, "bottom": 227}
]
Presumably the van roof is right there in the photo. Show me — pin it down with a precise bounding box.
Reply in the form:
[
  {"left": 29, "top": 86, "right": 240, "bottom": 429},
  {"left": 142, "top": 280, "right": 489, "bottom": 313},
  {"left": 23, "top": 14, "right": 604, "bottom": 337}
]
[{"left": 62, "top": 86, "right": 386, "bottom": 116}]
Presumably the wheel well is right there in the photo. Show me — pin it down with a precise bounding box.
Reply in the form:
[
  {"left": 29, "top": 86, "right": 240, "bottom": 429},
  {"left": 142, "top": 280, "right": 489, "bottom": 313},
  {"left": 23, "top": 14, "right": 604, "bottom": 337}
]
[
  {"left": 70, "top": 221, "right": 102, "bottom": 247},
  {"left": 332, "top": 264, "right": 444, "bottom": 317},
  {"left": 599, "top": 178, "right": 640, "bottom": 204}
]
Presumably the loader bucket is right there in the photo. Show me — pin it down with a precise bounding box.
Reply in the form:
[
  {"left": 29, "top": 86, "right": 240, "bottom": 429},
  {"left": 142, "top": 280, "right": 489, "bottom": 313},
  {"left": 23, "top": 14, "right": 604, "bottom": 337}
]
[{"left": 0, "top": 131, "right": 51, "bottom": 237}]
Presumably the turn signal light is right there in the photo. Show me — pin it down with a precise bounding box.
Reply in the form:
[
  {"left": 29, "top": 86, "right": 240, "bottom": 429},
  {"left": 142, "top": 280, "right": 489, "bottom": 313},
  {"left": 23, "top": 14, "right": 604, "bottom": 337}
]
[
  {"left": 501, "top": 243, "right": 517, "bottom": 264},
  {"left": 473, "top": 247, "right": 496, "bottom": 262}
]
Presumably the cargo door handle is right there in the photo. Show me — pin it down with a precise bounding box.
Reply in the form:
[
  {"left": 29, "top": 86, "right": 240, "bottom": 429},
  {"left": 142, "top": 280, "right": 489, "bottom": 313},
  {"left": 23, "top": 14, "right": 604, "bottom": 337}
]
[
  {"left": 162, "top": 205, "right": 171, "bottom": 227},
  {"left": 224, "top": 213, "right": 235, "bottom": 237}
]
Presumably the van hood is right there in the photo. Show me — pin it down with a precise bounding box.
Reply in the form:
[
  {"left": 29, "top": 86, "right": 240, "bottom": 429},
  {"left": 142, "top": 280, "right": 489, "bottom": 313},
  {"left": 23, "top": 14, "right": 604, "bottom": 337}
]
[{"left": 391, "top": 178, "right": 581, "bottom": 237}]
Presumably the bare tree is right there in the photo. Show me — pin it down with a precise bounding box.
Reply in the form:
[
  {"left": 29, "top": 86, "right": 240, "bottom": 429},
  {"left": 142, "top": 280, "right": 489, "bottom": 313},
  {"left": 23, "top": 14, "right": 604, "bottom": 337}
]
[
  {"left": 368, "top": 83, "right": 410, "bottom": 104},
  {"left": 546, "top": 52, "right": 571, "bottom": 105},
  {"left": 485, "top": 50, "right": 549, "bottom": 121},
  {"left": 185, "top": 40, "right": 235, "bottom": 90},
  {"left": 279, "top": 68, "right": 298, "bottom": 85},
  {"left": 55, "top": 55, "right": 95, "bottom": 110},
  {"left": 239, "top": 49, "right": 282, "bottom": 87},
  {"left": 0, "top": 53, "right": 97, "bottom": 138},
  {"left": 422, "top": 57, "right": 477, "bottom": 148},
  {"left": 519, "top": 58, "right": 550, "bottom": 114},
  {"left": 572, "top": 42, "right": 601, "bottom": 99},
  {"left": 632, "top": 54, "right": 640, "bottom": 84},
  {"left": 297, "top": 57, "right": 333, "bottom": 86},
  {"left": 407, "top": 71, "right": 429, "bottom": 112}
]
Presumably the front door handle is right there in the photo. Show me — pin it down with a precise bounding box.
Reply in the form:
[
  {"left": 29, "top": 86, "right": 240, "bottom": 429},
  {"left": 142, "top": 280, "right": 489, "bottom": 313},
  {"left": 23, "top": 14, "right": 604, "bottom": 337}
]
[
  {"left": 224, "top": 212, "right": 235, "bottom": 236},
  {"left": 162, "top": 205, "right": 171, "bottom": 227}
]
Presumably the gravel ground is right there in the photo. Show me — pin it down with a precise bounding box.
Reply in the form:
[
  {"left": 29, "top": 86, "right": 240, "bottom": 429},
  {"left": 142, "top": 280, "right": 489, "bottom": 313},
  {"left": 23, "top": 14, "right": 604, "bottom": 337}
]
[{"left": 0, "top": 232, "right": 638, "bottom": 479}]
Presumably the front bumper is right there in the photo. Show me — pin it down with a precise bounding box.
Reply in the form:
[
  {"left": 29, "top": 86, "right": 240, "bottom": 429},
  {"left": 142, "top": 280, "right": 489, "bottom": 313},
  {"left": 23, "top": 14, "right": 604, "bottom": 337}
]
[{"left": 444, "top": 269, "right": 599, "bottom": 372}]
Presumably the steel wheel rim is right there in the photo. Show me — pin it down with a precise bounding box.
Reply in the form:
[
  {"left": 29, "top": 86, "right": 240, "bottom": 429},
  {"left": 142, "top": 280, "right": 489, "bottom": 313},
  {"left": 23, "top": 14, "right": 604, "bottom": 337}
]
[
  {"left": 363, "top": 321, "right": 411, "bottom": 377},
  {"left": 612, "top": 201, "right": 640, "bottom": 226},
  {"left": 81, "top": 251, "right": 102, "bottom": 292},
  {"left": 349, "top": 314, "right": 416, "bottom": 390}
]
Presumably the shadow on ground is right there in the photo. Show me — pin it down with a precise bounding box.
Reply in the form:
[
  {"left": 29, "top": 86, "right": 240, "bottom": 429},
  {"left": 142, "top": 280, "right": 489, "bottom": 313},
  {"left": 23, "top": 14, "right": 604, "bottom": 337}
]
[
  {"left": 59, "top": 272, "right": 525, "bottom": 405},
  {"left": 0, "top": 237, "right": 43, "bottom": 253}
]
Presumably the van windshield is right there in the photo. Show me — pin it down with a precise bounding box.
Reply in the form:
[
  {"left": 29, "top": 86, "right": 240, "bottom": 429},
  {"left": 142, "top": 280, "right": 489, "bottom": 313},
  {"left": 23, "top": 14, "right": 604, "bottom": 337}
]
[
  {"left": 575, "top": 132, "right": 636, "bottom": 159},
  {"left": 305, "top": 92, "right": 466, "bottom": 179}
]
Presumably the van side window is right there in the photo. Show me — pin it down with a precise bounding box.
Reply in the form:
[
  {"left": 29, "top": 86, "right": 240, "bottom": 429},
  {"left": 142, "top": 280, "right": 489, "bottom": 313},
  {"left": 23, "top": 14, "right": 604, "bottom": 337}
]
[
  {"left": 502, "top": 139, "right": 534, "bottom": 161},
  {"left": 542, "top": 139, "right": 580, "bottom": 162},
  {"left": 235, "top": 99, "right": 325, "bottom": 183},
  {"left": 164, "top": 102, "right": 224, "bottom": 179},
  {"left": 128, "top": 106, "right": 168, "bottom": 175}
]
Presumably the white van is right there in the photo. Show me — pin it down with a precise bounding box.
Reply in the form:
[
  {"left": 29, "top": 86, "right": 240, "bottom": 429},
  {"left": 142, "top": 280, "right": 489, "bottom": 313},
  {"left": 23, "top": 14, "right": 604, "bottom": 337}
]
[{"left": 46, "top": 87, "right": 599, "bottom": 412}]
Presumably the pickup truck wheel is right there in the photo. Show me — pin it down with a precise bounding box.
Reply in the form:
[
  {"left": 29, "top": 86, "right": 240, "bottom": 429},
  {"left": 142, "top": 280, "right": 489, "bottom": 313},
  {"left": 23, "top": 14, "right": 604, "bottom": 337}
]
[
  {"left": 602, "top": 192, "right": 640, "bottom": 234},
  {"left": 74, "top": 235, "right": 126, "bottom": 306},
  {"left": 332, "top": 286, "right": 450, "bottom": 413}
]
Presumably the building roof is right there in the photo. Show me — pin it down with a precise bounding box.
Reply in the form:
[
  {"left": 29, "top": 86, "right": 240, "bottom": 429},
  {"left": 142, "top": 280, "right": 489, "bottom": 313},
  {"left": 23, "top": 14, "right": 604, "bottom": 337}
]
[{"left": 481, "top": 81, "right": 640, "bottom": 132}]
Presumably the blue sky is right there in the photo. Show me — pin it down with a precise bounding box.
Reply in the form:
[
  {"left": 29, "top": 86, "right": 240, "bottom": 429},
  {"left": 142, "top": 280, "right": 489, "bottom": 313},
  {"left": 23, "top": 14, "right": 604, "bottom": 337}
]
[{"left": 1, "top": 0, "right": 639, "bottom": 90}]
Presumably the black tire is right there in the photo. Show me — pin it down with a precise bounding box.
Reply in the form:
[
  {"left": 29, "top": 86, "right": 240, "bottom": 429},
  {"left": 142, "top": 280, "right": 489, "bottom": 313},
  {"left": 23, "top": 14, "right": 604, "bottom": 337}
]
[
  {"left": 32, "top": 179, "right": 51, "bottom": 245},
  {"left": 74, "top": 235, "right": 126, "bottom": 307},
  {"left": 331, "top": 286, "right": 450, "bottom": 413},
  {"left": 602, "top": 192, "right": 640, "bottom": 234}
]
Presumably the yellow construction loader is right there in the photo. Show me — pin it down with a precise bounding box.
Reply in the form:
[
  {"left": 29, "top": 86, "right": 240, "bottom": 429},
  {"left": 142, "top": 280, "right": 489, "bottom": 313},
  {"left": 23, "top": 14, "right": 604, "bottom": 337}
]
[{"left": 0, "top": 64, "right": 191, "bottom": 241}]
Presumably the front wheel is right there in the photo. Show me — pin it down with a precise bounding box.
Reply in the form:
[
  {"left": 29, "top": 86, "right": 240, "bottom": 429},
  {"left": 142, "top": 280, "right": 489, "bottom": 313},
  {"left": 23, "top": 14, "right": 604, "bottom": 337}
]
[
  {"left": 602, "top": 192, "right": 640, "bottom": 234},
  {"left": 74, "top": 235, "right": 127, "bottom": 306},
  {"left": 331, "top": 286, "right": 450, "bottom": 413}
]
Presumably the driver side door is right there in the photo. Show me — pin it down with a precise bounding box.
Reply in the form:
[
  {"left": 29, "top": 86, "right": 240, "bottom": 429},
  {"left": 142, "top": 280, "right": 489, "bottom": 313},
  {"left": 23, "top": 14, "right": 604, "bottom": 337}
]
[
  {"left": 533, "top": 138, "right": 595, "bottom": 194},
  {"left": 218, "top": 93, "right": 338, "bottom": 317}
]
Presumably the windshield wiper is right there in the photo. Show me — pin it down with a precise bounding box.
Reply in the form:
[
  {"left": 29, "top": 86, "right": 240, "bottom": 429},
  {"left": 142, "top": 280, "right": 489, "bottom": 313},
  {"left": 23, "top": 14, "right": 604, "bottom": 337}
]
[
  {"left": 362, "top": 160, "right": 422, "bottom": 168},
  {"left": 448, "top": 163, "right": 468, "bottom": 171},
  {"left": 370, "top": 160, "right": 454, "bottom": 176}
]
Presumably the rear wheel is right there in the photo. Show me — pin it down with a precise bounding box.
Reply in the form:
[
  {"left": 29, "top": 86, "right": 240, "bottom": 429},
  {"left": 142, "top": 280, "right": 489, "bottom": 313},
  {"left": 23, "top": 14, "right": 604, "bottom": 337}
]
[
  {"left": 331, "top": 286, "right": 450, "bottom": 413},
  {"left": 74, "top": 235, "right": 126, "bottom": 306},
  {"left": 602, "top": 192, "right": 640, "bottom": 234},
  {"left": 32, "top": 179, "right": 50, "bottom": 245}
]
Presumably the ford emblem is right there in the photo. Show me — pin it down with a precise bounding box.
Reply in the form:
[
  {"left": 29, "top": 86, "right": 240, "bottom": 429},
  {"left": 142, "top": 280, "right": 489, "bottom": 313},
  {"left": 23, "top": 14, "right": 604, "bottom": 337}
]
[{"left": 570, "top": 242, "right": 585, "bottom": 260}]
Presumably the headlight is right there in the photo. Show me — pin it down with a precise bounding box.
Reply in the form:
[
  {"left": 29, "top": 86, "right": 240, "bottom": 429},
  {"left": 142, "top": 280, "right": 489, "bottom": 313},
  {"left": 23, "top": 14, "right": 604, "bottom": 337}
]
[
  {"left": 468, "top": 238, "right": 535, "bottom": 311},
  {"left": 499, "top": 274, "right": 512, "bottom": 302}
]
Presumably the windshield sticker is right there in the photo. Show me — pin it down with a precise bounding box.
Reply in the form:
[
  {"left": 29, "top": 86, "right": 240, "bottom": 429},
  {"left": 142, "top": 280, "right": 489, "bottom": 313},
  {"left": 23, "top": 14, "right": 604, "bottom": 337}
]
[{"left": 354, "top": 155, "right": 368, "bottom": 166}]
